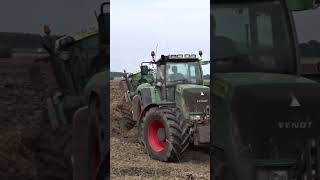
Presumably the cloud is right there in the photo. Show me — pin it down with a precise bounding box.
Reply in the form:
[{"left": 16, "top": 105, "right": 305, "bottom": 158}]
[
  {"left": 111, "top": 0, "right": 210, "bottom": 73},
  {"left": 151, "top": 0, "right": 209, "bottom": 10}
]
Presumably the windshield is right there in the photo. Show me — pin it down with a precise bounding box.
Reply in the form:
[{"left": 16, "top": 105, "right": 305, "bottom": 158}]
[
  {"left": 293, "top": 9, "right": 320, "bottom": 75},
  {"left": 212, "top": 1, "right": 295, "bottom": 73},
  {"left": 166, "top": 62, "right": 202, "bottom": 85}
]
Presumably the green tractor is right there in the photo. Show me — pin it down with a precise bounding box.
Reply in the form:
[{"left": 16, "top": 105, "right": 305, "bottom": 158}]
[
  {"left": 124, "top": 52, "right": 210, "bottom": 162},
  {"left": 211, "top": 0, "right": 320, "bottom": 179},
  {"left": 29, "top": 2, "right": 109, "bottom": 180}
]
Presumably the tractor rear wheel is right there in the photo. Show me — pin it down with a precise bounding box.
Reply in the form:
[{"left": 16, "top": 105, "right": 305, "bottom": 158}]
[
  {"left": 89, "top": 97, "right": 101, "bottom": 180},
  {"left": 72, "top": 97, "right": 107, "bottom": 180},
  {"left": 141, "top": 107, "right": 190, "bottom": 162}
]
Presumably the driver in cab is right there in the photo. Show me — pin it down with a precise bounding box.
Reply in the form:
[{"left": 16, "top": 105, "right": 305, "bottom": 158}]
[{"left": 168, "top": 66, "right": 185, "bottom": 82}]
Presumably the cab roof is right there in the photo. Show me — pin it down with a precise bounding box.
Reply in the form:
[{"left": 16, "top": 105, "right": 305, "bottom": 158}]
[
  {"left": 156, "top": 54, "right": 200, "bottom": 64},
  {"left": 71, "top": 24, "right": 98, "bottom": 41}
]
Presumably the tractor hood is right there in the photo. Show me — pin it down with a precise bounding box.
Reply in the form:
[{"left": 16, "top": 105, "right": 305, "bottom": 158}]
[
  {"left": 175, "top": 84, "right": 210, "bottom": 118},
  {"left": 213, "top": 72, "right": 317, "bottom": 99},
  {"left": 214, "top": 72, "right": 316, "bottom": 88},
  {"left": 216, "top": 72, "right": 320, "bottom": 159}
]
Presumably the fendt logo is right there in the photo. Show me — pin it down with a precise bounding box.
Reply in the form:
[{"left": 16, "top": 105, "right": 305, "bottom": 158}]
[
  {"left": 278, "top": 121, "right": 312, "bottom": 129},
  {"left": 289, "top": 93, "right": 301, "bottom": 107},
  {"left": 277, "top": 93, "right": 312, "bottom": 129},
  {"left": 200, "top": 91, "right": 204, "bottom": 96}
]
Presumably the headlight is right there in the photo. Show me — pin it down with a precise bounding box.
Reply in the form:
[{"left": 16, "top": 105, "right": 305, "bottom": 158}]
[
  {"left": 257, "top": 170, "right": 288, "bottom": 180},
  {"left": 190, "top": 115, "right": 201, "bottom": 121}
]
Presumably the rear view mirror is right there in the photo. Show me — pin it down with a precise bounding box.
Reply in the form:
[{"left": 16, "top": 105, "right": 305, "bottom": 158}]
[
  {"left": 287, "top": 0, "right": 320, "bottom": 11},
  {"left": 97, "top": 1, "right": 110, "bottom": 45},
  {"left": 141, "top": 65, "right": 149, "bottom": 75}
]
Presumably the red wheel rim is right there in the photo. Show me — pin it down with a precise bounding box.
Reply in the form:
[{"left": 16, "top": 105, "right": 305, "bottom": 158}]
[
  {"left": 91, "top": 138, "right": 100, "bottom": 180},
  {"left": 148, "top": 119, "right": 166, "bottom": 152}
]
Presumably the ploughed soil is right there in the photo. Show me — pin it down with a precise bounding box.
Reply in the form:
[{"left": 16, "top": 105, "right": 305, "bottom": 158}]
[
  {"left": 0, "top": 57, "right": 72, "bottom": 180},
  {"left": 110, "top": 79, "right": 210, "bottom": 180},
  {"left": 0, "top": 57, "right": 210, "bottom": 180}
]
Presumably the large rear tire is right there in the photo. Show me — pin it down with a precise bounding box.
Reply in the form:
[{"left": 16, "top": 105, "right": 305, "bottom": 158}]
[
  {"left": 72, "top": 97, "right": 107, "bottom": 180},
  {"left": 141, "top": 107, "right": 190, "bottom": 162},
  {"left": 89, "top": 97, "right": 100, "bottom": 180}
]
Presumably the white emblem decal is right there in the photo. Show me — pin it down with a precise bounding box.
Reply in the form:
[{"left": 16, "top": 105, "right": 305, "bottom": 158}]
[
  {"left": 290, "top": 93, "right": 301, "bottom": 107},
  {"left": 200, "top": 91, "right": 204, "bottom": 96}
]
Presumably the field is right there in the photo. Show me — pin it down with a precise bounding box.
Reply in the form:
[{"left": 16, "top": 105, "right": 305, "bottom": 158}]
[
  {"left": 110, "top": 79, "right": 210, "bottom": 180},
  {"left": 0, "top": 57, "right": 72, "bottom": 180},
  {"left": 0, "top": 57, "right": 209, "bottom": 180}
]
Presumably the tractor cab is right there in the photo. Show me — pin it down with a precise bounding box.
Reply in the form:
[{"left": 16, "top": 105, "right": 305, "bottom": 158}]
[
  {"left": 212, "top": 0, "right": 297, "bottom": 74},
  {"left": 211, "top": 0, "right": 320, "bottom": 179},
  {"left": 141, "top": 53, "right": 205, "bottom": 102}
]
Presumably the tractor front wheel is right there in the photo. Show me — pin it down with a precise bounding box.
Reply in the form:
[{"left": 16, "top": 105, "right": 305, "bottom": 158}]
[{"left": 141, "top": 107, "right": 190, "bottom": 162}]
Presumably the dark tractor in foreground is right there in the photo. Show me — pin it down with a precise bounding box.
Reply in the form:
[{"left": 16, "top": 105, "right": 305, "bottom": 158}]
[
  {"left": 211, "top": 0, "right": 320, "bottom": 179},
  {"left": 29, "top": 2, "right": 109, "bottom": 180},
  {"left": 124, "top": 53, "right": 210, "bottom": 162}
]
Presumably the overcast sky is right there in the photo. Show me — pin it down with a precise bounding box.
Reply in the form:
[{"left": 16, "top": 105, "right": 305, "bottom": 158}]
[
  {"left": 0, "top": 1, "right": 319, "bottom": 74},
  {"left": 293, "top": 9, "right": 320, "bottom": 43},
  {"left": 0, "top": 0, "right": 103, "bottom": 35},
  {"left": 110, "top": 0, "right": 210, "bottom": 74}
]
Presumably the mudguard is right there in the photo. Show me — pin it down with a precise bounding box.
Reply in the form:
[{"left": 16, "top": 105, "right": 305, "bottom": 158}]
[
  {"left": 136, "top": 83, "right": 161, "bottom": 109},
  {"left": 135, "top": 83, "right": 161, "bottom": 121},
  {"left": 83, "top": 71, "right": 108, "bottom": 163}
]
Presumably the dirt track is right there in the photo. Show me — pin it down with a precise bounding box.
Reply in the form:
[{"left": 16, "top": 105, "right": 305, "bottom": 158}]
[
  {"left": 0, "top": 57, "right": 72, "bottom": 180},
  {"left": 110, "top": 79, "right": 210, "bottom": 180}
]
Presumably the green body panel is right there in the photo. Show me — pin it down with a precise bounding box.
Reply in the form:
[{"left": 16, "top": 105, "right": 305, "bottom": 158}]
[
  {"left": 212, "top": 72, "right": 320, "bottom": 178},
  {"left": 175, "top": 84, "right": 209, "bottom": 120},
  {"left": 136, "top": 83, "right": 161, "bottom": 104},
  {"left": 212, "top": 72, "right": 317, "bottom": 142},
  {"left": 286, "top": 0, "right": 316, "bottom": 11},
  {"left": 213, "top": 72, "right": 317, "bottom": 99},
  {"left": 136, "top": 83, "right": 152, "bottom": 92}
]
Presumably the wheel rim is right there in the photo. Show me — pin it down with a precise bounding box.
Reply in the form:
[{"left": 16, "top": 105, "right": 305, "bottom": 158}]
[{"left": 148, "top": 119, "right": 166, "bottom": 152}]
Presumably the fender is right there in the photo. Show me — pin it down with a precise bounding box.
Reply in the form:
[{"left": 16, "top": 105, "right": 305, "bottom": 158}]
[
  {"left": 135, "top": 84, "right": 161, "bottom": 121},
  {"left": 132, "top": 94, "right": 159, "bottom": 122},
  {"left": 139, "top": 103, "right": 159, "bottom": 122},
  {"left": 83, "top": 71, "right": 108, "bottom": 160},
  {"left": 136, "top": 84, "right": 161, "bottom": 109}
]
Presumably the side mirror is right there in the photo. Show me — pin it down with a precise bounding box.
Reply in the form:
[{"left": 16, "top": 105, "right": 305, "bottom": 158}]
[
  {"left": 287, "top": 0, "right": 320, "bottom": 11},
  {"left": 97, "top": 1, "right": 110, "bottom": 45},
  {"left": 140, "top": 65, "right": 149, "bottom": 75}
]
